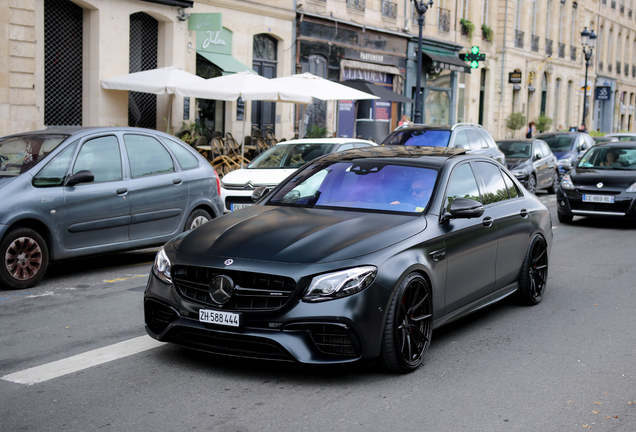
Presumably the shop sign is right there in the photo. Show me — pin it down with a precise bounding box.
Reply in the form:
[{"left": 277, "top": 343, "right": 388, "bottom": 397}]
[
  {"left": 360, "top": 52, "right": 384, "bottom": 63},
  {"left": 434, "top": 61, "right": 469, "bottom": 73},
  {"left": 197, "top": 27, "right": 232, "bottom": 55},
  {"left": 188, "top": 13, "right": 222, "bottom": 32},
  {"left": 342, "top": 68, "right": 392, "bottom": 84},
  {"left": 374, "top": 101, "right": 391, "bottom": 121},
  {"left": 337, "top": 100, "right": 355, "bottom": 138},
  {"left": 595, "top": 86, "right": 611, "bottom": 101},
  {"left": 509, "top": 71, "right": 522, "bottom": 84}
]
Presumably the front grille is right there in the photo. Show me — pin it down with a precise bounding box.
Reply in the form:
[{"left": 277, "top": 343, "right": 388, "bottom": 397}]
[
  {"left": 225, "top": 196, "right": 254, "bottom": 207},
  {"left": 570, "top": 201, "right": 631, "bottom": 214},
  {"left": 174, "top": 330, "right": 294, "bottom": 361},
  {"left": 309, "top": 324, "right": 358, "bottom": 357},
  {"left": 145, "top": 299, "right": 178, "bottom": 334},
  {"left": 172, "top": 265, "right": 296, "bottom": 310}
]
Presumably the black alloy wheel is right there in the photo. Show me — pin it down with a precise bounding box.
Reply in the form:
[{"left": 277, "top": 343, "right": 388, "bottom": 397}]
[
  {"left": 0, "top": 228, "right": 49, "bottom": 290},
  {"left": 381, "top": 272, "right": 433, "bottom": 373},
  {"left": 518, "top": 234, "right": 548, "bottom": 305},
  {"left": 547, "top": 171, "right": 559, "bottom": 194},
  {"left": 527, "top": 174, "right": 537, "bottom": 194}
]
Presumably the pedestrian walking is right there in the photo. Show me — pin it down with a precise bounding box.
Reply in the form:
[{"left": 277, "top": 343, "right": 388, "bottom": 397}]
[{"left": 526, "top": 122, "right": 536, "bottom": 138}]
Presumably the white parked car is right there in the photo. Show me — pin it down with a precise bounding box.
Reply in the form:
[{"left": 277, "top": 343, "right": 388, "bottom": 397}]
[{"left": 220, "top": 138, "right": 377, "bottom": 212}]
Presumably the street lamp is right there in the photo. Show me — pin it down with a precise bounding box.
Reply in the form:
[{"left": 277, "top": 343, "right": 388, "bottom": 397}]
[
  {"left": 412, "top": 0, "right": 434, "bottom": 124},
  {"left": 580, "top": 27, "right": 597, "bottom": 128}
]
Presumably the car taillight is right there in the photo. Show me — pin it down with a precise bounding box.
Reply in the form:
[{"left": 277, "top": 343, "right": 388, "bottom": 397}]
[{"left": 214, "top": 170, "right": 221, "bottom": 195}]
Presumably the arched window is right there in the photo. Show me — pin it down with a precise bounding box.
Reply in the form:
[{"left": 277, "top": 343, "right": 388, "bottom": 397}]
[
  {"left": 540, "top": 72, "right": 548, "bottom": 116},
  {"left": 129, "top": 12, "right": 158, "bottom": 129},
  {"left": 44, "top": 0, "right": 83, "bottom": 126}
]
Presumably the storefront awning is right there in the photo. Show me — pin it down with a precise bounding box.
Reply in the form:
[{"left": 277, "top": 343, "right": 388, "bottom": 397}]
[
  {"left": 197, "top": 51, "right": 254, "bottom": 75},
  {"left": 420, "top": 49, "right": 471, "bottom": 74}
]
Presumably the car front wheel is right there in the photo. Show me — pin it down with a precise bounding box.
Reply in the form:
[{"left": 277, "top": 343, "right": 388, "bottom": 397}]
[
  {"left": 380, "top": 272, "right": 433, "bottom": 373},
  {"left": 0, "top": 228, "right": 49, "bottom": 290},
  {"left": 546, "top": 171, "right": 559, "bottom": 194},
  {"left": 526, "top": 174, "right": 537, "bottom": 194},
  {"left": 518, "top": 234, "right": 548, "bottom": 305}
]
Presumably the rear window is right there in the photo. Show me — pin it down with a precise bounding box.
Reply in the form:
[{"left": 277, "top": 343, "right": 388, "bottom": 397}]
[
  {"left": 248, "top": 143, "right": 334, "bottom": 169},
  {"left": 384, "top": 130, "right": 451, "bottom": 147},
  {"left": 539, "top": 135, "right": 577, "bottom": 152}
]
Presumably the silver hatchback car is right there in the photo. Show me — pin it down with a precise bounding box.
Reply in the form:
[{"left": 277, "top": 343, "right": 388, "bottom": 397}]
[{"left": 0, "top": 127, "right": 224, "bottom": 290}]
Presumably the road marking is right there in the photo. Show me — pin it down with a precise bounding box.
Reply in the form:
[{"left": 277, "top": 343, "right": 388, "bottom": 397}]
[
  {"left": 104, "top": 274, "right": 147, "bottom": 283},
  {"left": 1, "top": 335, "right": 163, "bottom": 385}
]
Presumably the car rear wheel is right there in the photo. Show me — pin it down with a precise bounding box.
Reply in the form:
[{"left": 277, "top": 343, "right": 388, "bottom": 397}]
[
  {"left": 380, "top": 272, "right": 433, "bottom": 373},
  {"left": 546, "top": 171, "right": 559, "bottom": 194},
  {"left": 185, "top": 209, "right": 211, "bottom": 231},
  {"left": 527, "top": 174, "right": 537, "bottom": 194},
  {"left": 518, "top": 234, "right": 548, "bottom": 305},
  {"left": 0, "top": 228, "right": 49, "bottom": 290}
]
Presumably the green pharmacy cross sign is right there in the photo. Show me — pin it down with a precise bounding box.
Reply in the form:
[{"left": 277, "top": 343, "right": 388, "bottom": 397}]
[{"left": 459, "top": 46, "right": 486, "bottom": 69}]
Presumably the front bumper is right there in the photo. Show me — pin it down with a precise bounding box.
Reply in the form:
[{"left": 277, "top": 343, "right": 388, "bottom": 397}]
[
  {"left": 220, "top": 188, "right": 254, "bottom": 213},
  {"left": 144, "top": 270, "right": 391, "bottom": 364},
  {"left": 556, "top": 186, "right": 636, "bottom": 219}
]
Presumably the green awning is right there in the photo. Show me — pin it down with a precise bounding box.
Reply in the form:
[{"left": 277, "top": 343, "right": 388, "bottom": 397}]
[
  {"left": 197, "top": 51, "right": 254, "bottom": 75},
  {"left": 421, "top": 49, "right": 471, "bottom": 74}
]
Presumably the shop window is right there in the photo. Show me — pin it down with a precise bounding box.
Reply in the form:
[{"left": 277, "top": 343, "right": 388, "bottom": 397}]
[
  {"left": 252, "top": 34, "right": 278, "bottom": 134},
  {"left": 129, "top": 12, "right": 158, "bottom": 129}
]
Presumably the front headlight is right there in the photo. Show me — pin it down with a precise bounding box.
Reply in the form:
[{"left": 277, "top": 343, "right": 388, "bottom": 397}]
[
  {"left": 303, "top": 266, "right": 377, "bottom": 302},
  {"left": 152, "top": 248, "right": 172, "bottom": 284},
  {"left": 561, "top": 174, "right": 574, "bottom": 190},
  {"left": 627, "top": 182, "right": 636, "bottom": 193},
  {"left": 511, "top": 169, "right": 528, "bottom": 177},
  {"left": 557, "top": 157, "right": 572, "bottom": 167}
]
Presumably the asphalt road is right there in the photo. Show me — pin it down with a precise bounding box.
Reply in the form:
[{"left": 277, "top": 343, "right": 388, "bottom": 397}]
[{"left": 1, "top": 193, "right": 635, "bottom": 432}]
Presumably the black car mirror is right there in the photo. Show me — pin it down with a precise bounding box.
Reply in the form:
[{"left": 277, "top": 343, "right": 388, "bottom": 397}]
[
  {"left": 64, "top": 170, "right": 94, "bottom": 186},
  {"left": 579, "top": 143, "right": 588, "bottom": 151},
  {"left": 534, "top": 153, "right": 542, "bottom": 161},
  {"left": 442, "top": 198, "right": 484, "bottom": 222},
  {"left": 252, "top": 186, "right": 272, "bottom": 202}
]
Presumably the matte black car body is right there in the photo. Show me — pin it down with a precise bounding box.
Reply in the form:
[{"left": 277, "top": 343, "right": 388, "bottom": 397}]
[
  {"left": 535, "top": 132, "right": 595, "bottom": 176},
  {"left": 556, "top": 142, "right": 636, "bottom": 222},
  {"left": 0, "top": 127, "right": 223, "bottom": 289},
  {"left": 144, "top": 146, "right": 552, "bottom": 373},
  {"left": 496, "top": 139, "right": 559, "bottom": 194}
]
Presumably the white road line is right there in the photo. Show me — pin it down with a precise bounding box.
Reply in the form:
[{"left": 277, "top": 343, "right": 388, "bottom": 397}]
[{"left": 1, "top": 335, "right": 164, "bottom": 386}]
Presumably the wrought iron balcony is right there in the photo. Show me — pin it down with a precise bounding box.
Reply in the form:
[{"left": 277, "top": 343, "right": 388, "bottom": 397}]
[
  {"left": 558, "top": 43, "right": 565, "bottom": 58},
  {"left": 515, "top": 30, "right": 524, "bottom": 48},
  {"left": 381, "top": 0, "right": 397, "bottom": 19},
  {"left": 626, "top": 63, "right": 630, "bottom": 76},
  {"left": 438, "top": 8, "right": 451, "bottom": 32},
  {"left": 546, "top": 39, "right": 553, "bottom": 56},
  {"left": 412, "top": 11, "right": 426, "bottom": 26},
  {"left": 531, "top": 35, "right": 539, "bottom": 52},
  {"left": 617, "top": 61, "right": 621, "bottom": 74},
  {"left": 570, "top": 46, "right": 577, "bottom": 61},
  {"left": 347, "top": 0, "right": 365, "bottom": 12}
]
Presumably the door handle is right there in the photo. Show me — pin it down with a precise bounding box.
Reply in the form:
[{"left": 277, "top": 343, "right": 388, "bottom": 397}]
[
  {"left": 482, "top": 217, "right": 493, "bottom": 227},
  {"left": 116, "top": 188, "right": 128, "bottom": 195},
  {"left": 173, "top": 178, "right": 183, "bottom": 185},
  {"left": 520, "top": 208, "right": 529, "bottom": 218}
]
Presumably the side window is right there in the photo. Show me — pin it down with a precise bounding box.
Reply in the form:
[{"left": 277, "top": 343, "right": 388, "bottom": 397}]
[
  {"left": 453, "top": 130, "right": 470, "bottom": 149},
  {"left": 33, "top": 141, "right": 78, "bottom": 187},
  {"left": 585, "top": 135, "right": 595, "bottom": 149},
  {"left": 73, "top": 136, "right": 122, "bottom": 183},
  {"left": 478, "top": 130, "right": 497, "bottom": 148},
  {"left": 444, "top": 163, "right": 482, "bottom": 211},
  {"left": 502, "top": 170, "right": 521, "bottom": 199},
  {"left": 162, "top": 138, "right": 199, "bottom": 170},
  {"left": 124, "top": 134, "right": 175, "bottom": 178},
  {"left": 337, "top": 143, "right": 356, "bottom": 151},
  {"left": 540, "top": 142, "right": 552, "bottom": 157},
  {"left": 474, "top": 161, "right": 509, "bottom": 204},
  {"left": 466, "top": 130, "right": 486, "bottom": 150}
]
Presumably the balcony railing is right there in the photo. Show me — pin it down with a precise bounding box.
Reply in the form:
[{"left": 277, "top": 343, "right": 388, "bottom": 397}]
[
  {"left": 599, "top": 61, "right": 604, "bottom": 71},
  {"left": 381, "top": 0, "right": 398, "bottom": 19},
  {"left": 347, "top": 0, "right": 365, "bottom": 12},
  {"left": 531, "top": 35, "right": 539, "bottom": 52},
  {"left": 558, "top": 43, "right": 565, "bottom": 58},
  {"left": 625, "top": 63, "right": 630, "bottom": 76},
  {"left": 546, "top": 39, "right": 553, "bottom": 56},
  {"left": 570, "top": 46, "right": 577, "bottom": 61},
  {"left": 617, "top": 61, "right": 621, "bottom": 74},
  {"left": 412, "top": 12, "right": 425, "bottom": 26},
  {"left": 515, "top": 30, "right": 524, "bottom": 48},
  {"left": 438, "top": 8, "right": 451, "bottom": 32}
]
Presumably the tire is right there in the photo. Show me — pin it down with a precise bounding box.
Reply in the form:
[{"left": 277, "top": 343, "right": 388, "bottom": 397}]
[
  {"left": 546, "top": 171, "right": 559, "bottom": 194},
  {"left": 518, "top": 234, "right": 548, "bottom": 305},
  {"left": 380, "top": 272, "right": 433, "bottom": 373},
  {"left": 184, "top": 209, "right": 211, "bottom": 231},
  {"left": 0, "top": 228, "right": 49, "bottom": 290},
  {"left": 557, "top": 211, "right": 573, "bottom": 224},
  {"left": 526, "top": 174, "right": 537, "bottom": 194}
]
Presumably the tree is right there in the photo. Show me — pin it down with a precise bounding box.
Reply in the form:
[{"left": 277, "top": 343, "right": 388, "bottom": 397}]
[
  {"left": 534, "top": 114, "right": 553, "bottom": 133},
  {"left": 506, "top": 112, "right": 526, "bottom": 138}
]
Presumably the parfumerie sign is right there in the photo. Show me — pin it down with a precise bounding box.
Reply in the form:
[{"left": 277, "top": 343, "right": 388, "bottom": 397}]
[
  {"left": 189, "top": 13, "right": 232, "bottom": 55},
  {"left": 509, "top": 71, "right": 522, "bottom": 84}
]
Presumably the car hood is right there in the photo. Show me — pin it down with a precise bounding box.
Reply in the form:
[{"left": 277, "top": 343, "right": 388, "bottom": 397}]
[
  {"left": 174, "top": 205, "right": 427, "bottom": 263},
  {"left": 553, "top": 150, "right": 575, "bottom": 160},
  {"left": 571, "top": 168, "right": 636, "bottom": 189},
  {"left": 505, "top": 158, "right": 531, "bottom": 170},
  {"left": 0, "top": 177, "right": 15, "bottom": 189},
  {"left": 221, "top": 168, "right": 298, "bottom": 187}
]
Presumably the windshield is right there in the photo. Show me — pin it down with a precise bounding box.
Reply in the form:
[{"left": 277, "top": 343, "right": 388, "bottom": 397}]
[
  {"left": 247, "top": 143, "right": 335, "bottom": 169},
  {"left": 267, "top": 161, "right": 438, "bottom": 214},
  {"left": 384, "top": 130, "right": 451, "bottom": 147},
  {"left": 497, "top": 142, "right": 532, "bottom": 158},
  {"left": 539, "top": 135, "right": 577, "bottom": 152},
  {"left": 0, "top": 134, "right": 68, "bottom": 177},
  {"left": 577, "top": 147, "right": 636, "bottom": 170}
]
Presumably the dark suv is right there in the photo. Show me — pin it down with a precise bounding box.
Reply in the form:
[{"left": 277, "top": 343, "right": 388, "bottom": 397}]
[{"left": 382, "top": 123, "right": 506, "bottom": 165}]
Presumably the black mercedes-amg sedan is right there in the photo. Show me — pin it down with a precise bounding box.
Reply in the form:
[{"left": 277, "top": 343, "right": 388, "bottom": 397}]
[
  {"left": 557, "top": 142, "right": 636, "bottom": 223},
  {"left": 144, "top": 146, "right": 552, "bottom": 373}
]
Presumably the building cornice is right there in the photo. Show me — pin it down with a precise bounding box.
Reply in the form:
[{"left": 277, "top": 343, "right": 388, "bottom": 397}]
[{"left": 194, "top": 0, "right": 295, "bottom": 21}]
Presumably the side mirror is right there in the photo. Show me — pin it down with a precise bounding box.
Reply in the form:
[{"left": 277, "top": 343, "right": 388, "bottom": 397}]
[
  {"left": 251, "top": 185, "right": 272, "bottom": 202},
  {"left": 579, "top": 143, "right": 588, "bottom": 151},
  {"left": 562, "top": 161, "right": 573, "bottom": 171},
  {"left": 441, "top": 198, "right": 484, "bottom": 222},
  {"left": 534, "top": 153, "right": 542, "bottom": 161},
  {"left": 64, "top": 170, "right": 94, "bottom": 186}
]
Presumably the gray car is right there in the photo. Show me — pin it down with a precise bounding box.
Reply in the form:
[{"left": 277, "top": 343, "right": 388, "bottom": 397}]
[{"left": 0, "top": 127, "right": 224, "bottom": 290}]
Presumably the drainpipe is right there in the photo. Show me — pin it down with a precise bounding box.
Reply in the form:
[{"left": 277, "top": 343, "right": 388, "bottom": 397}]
[{"left": 499, "top": 0, "right": 509, "bottom": 139}]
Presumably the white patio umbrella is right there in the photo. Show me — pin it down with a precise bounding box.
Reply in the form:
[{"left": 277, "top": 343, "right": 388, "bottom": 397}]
[{"left": 100, "top": 66, "right": 205, "bottom": 129}]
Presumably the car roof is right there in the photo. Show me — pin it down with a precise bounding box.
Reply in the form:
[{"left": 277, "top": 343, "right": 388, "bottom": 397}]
[
  {"left": 274, "top": 138, "right": 377, "bottom": 146},
  {"left": 534, "top": 131, "right": 584, "bottom": 137},
  {"left": 495, "top": 139, "right": 539, "bottom": 143},
  {"left": 1, "top": 126, "right": 178, "bottom": 140},
  {"left": 593, "top": 141, "right": 636, "bottom": 148},
  {"left": 606, "top": 132, "right": 636, "bottom": 136}
]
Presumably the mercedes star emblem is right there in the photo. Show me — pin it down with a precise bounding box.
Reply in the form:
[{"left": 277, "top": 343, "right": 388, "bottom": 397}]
[
  {"left": 224, "top": 259, "right": 233, "bottom": 266},
  {"left": 597, "top": 182, "right": 604, "bottom": 189},
  {"left": 209, "top": 275, "right": 234, "bottom": 305}
]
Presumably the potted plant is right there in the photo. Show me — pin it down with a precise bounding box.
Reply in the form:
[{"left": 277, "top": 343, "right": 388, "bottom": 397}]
[
  {"left": 481, "top": 24, "right": 493, "bottom": 42},
  {"left": 534, "top": 114, "right": 553, "bottom": 133},
  {"left": 506, "top": 112, "right": 526, "bottom": 138},
  {"left": 460, "top": 19, "right": 475, "bottom": 44}
]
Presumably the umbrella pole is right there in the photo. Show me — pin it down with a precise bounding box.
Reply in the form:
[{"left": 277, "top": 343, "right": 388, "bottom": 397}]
[{"left": 241, "top": 101, "right": 247, "bottom": 168}]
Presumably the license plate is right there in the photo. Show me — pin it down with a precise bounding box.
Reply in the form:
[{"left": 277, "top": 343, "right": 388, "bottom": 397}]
[
  {"left": 582, "top": 194, "right": 615, "bottom": 203},
  {"left": 199, "top": 309, "right": 241, "bottom": 327},
  {"left": 230, "top": 203, "right": 252, "bottom": 211}
]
